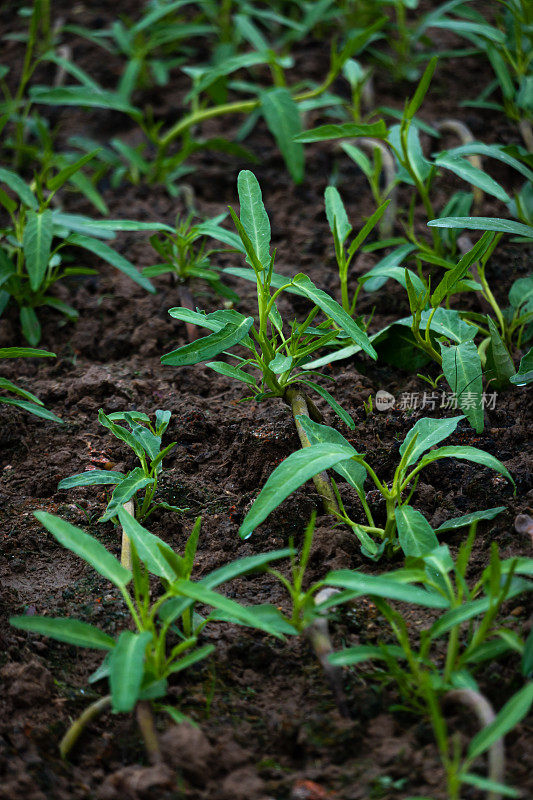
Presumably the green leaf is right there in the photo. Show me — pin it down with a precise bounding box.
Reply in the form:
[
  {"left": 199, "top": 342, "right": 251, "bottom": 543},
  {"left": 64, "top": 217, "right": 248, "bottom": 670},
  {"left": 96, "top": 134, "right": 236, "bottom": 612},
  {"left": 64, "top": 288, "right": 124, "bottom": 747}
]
[
  {"left": 166, "top": 643, "right": 215, "bottom": 675},
  {"left": 200, "top": 549, "right": 293, "bottom": 590},
  {"left": 260, "top": 88, "right": 304, "bottom": 184},
  {"left": 486, "top": 316, "right": 515, "bottom": 388},
  {"left": 441, "top": 341, "right": 484, "bottom": 433},
  {"left": 295, "top": 415, "right": 366, "bottom": 491},
  {"left": 30, "top": 85, "right": 141, "bottom": 117},
  {"left": 170, "top": 580, "right": 286, "bottom": 638},
  {"left": 325, "top": 569, "right": 449, "bottom": 608},
  {"left": 22, "top": 209, "right": 53, "bottom": 292},
  {"left": 324, "top": 186, "right": 352, "bottom": 244},
  {"left": 98, "top": 409, "right": 145, "bottom": 459},
  {"left": 290, "top": 273, "right": 377, "bottom": 359},
  {"left": 239, "top": 443, "right": 357, "bottom": 539},
  {"left": 117, "top": 508, "right": 179, "bottom": 582},
  {"left": 510, "top": 348, "right": 533, "bottom": 385},
  {"left": 416, "top": 445, "right": 514, "bottom": 487},
  {"left": 459, "top": 774, "right": 519, "bottom": 799},
  {"left": 0, "top": 396, "right": 62, "bottom": 422},
  {"left": 20, "top": 306, "right": 41, "bottom": 346},
  {"left": 34, "top": 511, "right": 131, "bottom": 587},
  {"left": 299, "top": 379, "right": 355, "bottom": 429},
  {"left": 294, "top": 121, "right": 388, "bottom": 143},
  {"left": 400, "top": 416, "right": 464, "bottom": 467},
  {"left": 58, "top": 470, "right": 124, "bottom": 489},
  {"left": 237, "top": 170, "right": 271, "bottom": 270},
  {"left": 161, "top": 317, "right": 254, "bottom": 366},
  {"left": 65, "top": 233, "right": 155, "bottom": 293},
  {"left": 47, "top": 150, "right": 100, "bottom": 193},
  {"left": 205, "top": 361, "right": 257, "bottom": 386},
  {"left": 0, "top": 347, "right": 55, "bottom": 359},
  {"left": 396, "top": 505, "right": 439, "bottom": 557},
  {"left": 428, "top": 217, "right": 533, "bottom": 240},
  {"left": 442, "top": 142, "right": 533, "bottom": 184},
  {"left": 406, "top": 56, "right": 437, "bottom": 119},
  {"left": 110, "top": 630, "right": 152, "bottom": 712},
  {"left": 9, "top": 616, "right": 115, "bottom": 650},
  {"left": 436, "top": 506, "right": 506, "bottom": 532},
  {"left": 328, "top": 643, "right": 406, "bottom": 666},
  {"left": 100, "top": 468, "right": 154, "bottom": 522},
  {"left": 0, "top": 167, "right": 38, "bottom": 209},
  {"left": 467, "top": 682, "right": 533, "bottom": 762},
  {"left": 435, "top": 155, "right": 510, "bottom": 202}
]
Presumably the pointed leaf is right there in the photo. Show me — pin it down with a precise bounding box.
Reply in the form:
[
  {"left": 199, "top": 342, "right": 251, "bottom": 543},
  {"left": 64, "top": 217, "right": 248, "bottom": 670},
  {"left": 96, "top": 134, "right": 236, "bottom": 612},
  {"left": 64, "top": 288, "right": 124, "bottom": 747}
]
[
  {"left": 34, "top": 511, "right": 131, "bottom": 587},
  {"left": 10, "top": 616, "right": 115, "bottom": 650},
  {"left": 23, "top": 209, "right": 54, "bottom": 291},
  {"left": 400, "top": 416, "right": 464, "bottom": 467},
  {"left": 110, "top": 630, "right": 152, "bottom": 712},
  {"left": 396, "top": 505, "right": 439, "bottom": 557},
  {"left": 416, "top": 445, "right": 514, "bottom": 486},
  {"left": 237, "top": 170, "right": 271, "bottom": 270},
  {"left": 467, "top": 682, "right": 533, "bottom": 762},
  {"left": 161, "top": 317, "right": 254, "bottom": 366},
  {"left": 58, "top": 470, "right": 124, "bottom": 489},
  {"left": 65, "top": 233, "right": 155, "bottom": 293},
  {"left": 441, "top": 341, "right": 484, "bottom": 433},
  {"left": 260, "top": 88, "right": 304, "bottom": 183}
]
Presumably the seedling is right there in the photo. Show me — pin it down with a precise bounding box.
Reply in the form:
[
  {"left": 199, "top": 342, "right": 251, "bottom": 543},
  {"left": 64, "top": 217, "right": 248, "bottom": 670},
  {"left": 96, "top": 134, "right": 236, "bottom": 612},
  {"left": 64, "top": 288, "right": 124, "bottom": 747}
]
[
  {"left": 239, "top": 414, "right": 514, "bottom": 559},
  {"left": 10, "top": 510, "right": 290, "bottom": 759},
  {"left": 162, "top": 170, "right": 377, "bottom": 516},
  {"left": 58, "top": 410, "right": 184, "bottom": 524},
  {"left": 144, "top": 212, "right": 243, "bottom": 339},
  {"left": 0, "top": 346, "right": 61, "bottom": 422},
  {"left": 0, "top": 167, "right": 169, "bottom": 344},
  {"left": 325, "top": 523, "right": 533, "bottom": 799}
]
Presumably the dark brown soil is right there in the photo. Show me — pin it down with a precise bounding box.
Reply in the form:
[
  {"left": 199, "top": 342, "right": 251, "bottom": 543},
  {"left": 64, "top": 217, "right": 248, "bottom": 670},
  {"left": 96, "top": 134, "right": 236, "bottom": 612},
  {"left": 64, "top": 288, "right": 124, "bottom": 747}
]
[{"left": 1, "top": 3, "right": 532, "bottom": 799}]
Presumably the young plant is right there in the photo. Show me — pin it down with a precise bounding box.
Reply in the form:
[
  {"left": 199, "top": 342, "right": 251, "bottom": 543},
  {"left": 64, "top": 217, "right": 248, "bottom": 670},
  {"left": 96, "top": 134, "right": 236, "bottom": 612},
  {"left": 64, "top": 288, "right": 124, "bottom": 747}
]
[
  {"left": 325, "top": 524, "right": 533, "bottom": 799},
  {"left": 161, "top": 170, "right": 378, "bottom": 516},
  {"left": 58, "top": 410, "right": 184, "bottom": 524},
  {"left": 144, "top": 212, "right": 243, "bottom": 339},
  {"left": 239, "top": 414, "right": 514, "bottom": 559},
  {"left": 0, "top": 345, "right": 61, "bottom": 422},
  {"left": 10, "top": 509, "right": 291, "bottom": 759}
]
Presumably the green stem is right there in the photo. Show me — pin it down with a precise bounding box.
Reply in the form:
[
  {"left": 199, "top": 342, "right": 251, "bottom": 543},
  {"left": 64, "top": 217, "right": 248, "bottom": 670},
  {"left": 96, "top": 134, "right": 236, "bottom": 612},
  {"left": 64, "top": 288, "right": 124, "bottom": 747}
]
[
  {"left": 286, "top": 387, "right": 340, "bottom": 517},
  {"left": 59, "top": 694, "right": 111, "bottom": 759}
]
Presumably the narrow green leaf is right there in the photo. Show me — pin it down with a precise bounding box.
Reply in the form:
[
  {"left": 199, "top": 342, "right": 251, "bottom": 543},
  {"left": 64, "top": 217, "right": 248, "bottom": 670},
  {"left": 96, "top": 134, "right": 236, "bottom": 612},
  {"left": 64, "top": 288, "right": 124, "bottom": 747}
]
[
  {"left": 329, "top": 644, "right": 406, "bottom": 666},
  {"left": 299, "top": 379, "right": 355, "bottom": 429},
  {"left": 0, "top": 347, "right": 55, "bottom": 359},
  {"left": 34, "top": 511, "right": 131, "bottom": 587},
  {"left": 459, "top": 773, "right": 519, "bottom": 798},
  {"left": 416, "top": 445, "right": 514, "bottom": 486},
  {"left": 237, "top": 170, "right": 271, "bottom": 270},
  {"left": 436, "top": 155, "right": 510, "bottom": 203},
  {"left": 324, "top": 186, "right": 352, "bottom": 244},
  {"left": 10, "top": 616, "right": 115, "bottom": 650},
  {"left": 427, "top": 217, "right": 533, "bottom": 240},
  {"left": 0, "top": 167, "right": 38, "bottom": 209},
  {"left": 406, "top": 57, "right": 437, "bottom": 119},
  {"left": 65, "top": 233, "right": 155, "bottom": 293},
  {"left": 205, "top": 361, "right": 257, "bottom": 386},
  {"left": 294, "top": 121, "right": 388, "bottom": 143},
  {"left": 436, "top": 507, "right": 506, "bottom": 532},
  {"left": 467, "top": 682, "right": 533, "bottom": 762},
  {"left": 486, "top": 316, "right": 515, "bottom": 387},
  {"left": 0, "top": 396, "right": 62, "bottom": 422},
  {"left": 23, "top": 209, "right": 53, "bottom": 292},
  {"left": 239, "top": 443, "right": 357, "bottom": 539},
  {"left": 290, "top": 273, "right": 377, "bottom": 359},
  {"left": 110, "top": 630, "right": 152, "bottom": 712},
  {"left": 400, "top": 416, "right": 464, "bottom": 467},
  {"left": 100, "top": 468, "right": 154, "bottom": 522},
  {"left": 161, "top": 317, "right": 254, "bottom": 366},
  {"left": 441, "top": 341, "right": 484, "bottom": 433},
  {"left": 117, "top": 508, "right": 179, "bottom": 582},
  {"left": 325, "top": 569, "right": 449, "bottom": 608},
  {"left": 58, "top": 470, "right": 124, "bottom": 489},
  {"left": 296, "top": 415, "right": 366, "bottom": 491},
  {"left": 260, "top": 88, "right": 304, "bottom": 184},
  {"left": 510, "top": 348, "right": 533, "bottom": 385},
  {"left": 396, "top": 505, "right": 439, "bottom": 557}
]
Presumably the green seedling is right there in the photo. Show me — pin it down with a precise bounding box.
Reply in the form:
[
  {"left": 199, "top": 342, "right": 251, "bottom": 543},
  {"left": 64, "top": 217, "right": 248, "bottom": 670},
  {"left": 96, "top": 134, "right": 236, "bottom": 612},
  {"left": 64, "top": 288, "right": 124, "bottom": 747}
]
[
  {"left": 297, "top": 59, "right": 522, "bottom": 263},
  {"left": 326, "top": 523, "right": 533, "bottom": 799},
  {"left": 58, "top": 410, "right": 184, "bottom": 526},
  {"left": 324, "top": 185, "right": 391, "bottom": 315},
  {"left": 0, "top": 346, "right": 61, "bottom": 422},
  {"left": 144, "top": 212, "right": 243, "bottom": 339},
  {"left": 10, "top": 509, "right": 291, "bottom": 759},
  {"left": 239, "top": 414, "right": 514, "bottom": 559},
  {"left": 456, "top": 0, "right": 533, "bottom": 151},
  {"left": 0, "top": 0, "right": 53, "bottom": 167},
  {"left": 0, "top": 166, "right": 169, "bottom": 344},
  {"left": 161, "top": 170, "right": 377, "bottom": 517}
]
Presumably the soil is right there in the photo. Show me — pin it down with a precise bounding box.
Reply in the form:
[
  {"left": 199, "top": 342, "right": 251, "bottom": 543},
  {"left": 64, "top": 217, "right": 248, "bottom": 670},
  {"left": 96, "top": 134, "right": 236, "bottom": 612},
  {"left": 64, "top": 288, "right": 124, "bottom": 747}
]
[{"left": 0, "top": 3, "right": 532, "bottom": 799}]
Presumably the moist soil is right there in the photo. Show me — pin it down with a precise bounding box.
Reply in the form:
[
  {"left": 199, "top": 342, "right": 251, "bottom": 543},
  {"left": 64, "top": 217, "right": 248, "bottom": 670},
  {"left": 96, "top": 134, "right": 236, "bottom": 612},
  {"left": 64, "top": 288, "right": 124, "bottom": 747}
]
[{"left": 0, "top": 4, "right": 532, "bottom": 799}]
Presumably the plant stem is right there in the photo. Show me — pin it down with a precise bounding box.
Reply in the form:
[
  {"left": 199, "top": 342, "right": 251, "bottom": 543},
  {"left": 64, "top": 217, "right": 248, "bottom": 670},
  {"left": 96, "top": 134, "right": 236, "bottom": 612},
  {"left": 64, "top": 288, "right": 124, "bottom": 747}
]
[
  {"left": 308, "top": 588, "right": 350, "bottom": 718},
  {"left": 445, "top": 689, "right": 505, "bottom": 800},
  {"left": 286, "top": 387, "right": 340, "bottom": 517},
  {"left": 136, "top": 700, "right": 162, "bottom": 764},
  {"left": 178, "top": 284, "right": 198, "bottom": 342},
  {"left": 59, "top": 695, "right": 111, "bottom": 759},
  {"left": 120, "top": 500, "right": 135, "bottom": 570}
]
